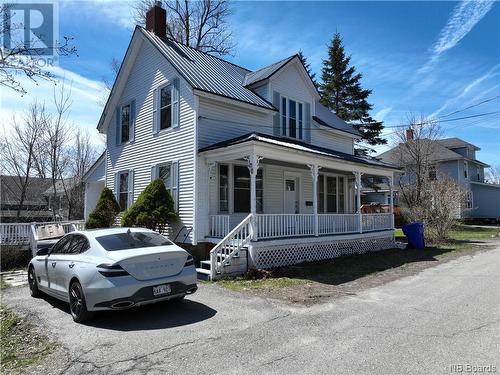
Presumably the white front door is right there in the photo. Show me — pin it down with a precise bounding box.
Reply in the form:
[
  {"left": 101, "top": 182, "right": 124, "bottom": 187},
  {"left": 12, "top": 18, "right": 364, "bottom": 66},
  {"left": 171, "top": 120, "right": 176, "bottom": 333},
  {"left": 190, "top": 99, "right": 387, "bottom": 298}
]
[{"left": 284, "top": 176, "right": 299, "bottom": 214}]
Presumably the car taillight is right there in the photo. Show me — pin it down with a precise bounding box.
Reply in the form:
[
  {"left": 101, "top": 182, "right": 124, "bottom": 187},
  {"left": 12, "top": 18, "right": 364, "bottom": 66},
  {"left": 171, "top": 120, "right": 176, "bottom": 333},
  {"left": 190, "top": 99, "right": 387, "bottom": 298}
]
[
  {"left": 184, "top": 255, "right": 194, "bottom": 267},
  {"left": 96, "top": 263, "right": 130, "bottom": 277}
]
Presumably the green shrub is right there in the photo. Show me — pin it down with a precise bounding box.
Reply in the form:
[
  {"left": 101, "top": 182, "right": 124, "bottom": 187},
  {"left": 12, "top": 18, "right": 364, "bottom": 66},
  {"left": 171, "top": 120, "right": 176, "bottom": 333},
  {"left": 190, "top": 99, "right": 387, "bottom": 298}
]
[
  {"left": 121, "top": 179, "right": 177, "bottom": 230},
  {"left": 85, "top": 187, "right": 120, "bottom": 229}
]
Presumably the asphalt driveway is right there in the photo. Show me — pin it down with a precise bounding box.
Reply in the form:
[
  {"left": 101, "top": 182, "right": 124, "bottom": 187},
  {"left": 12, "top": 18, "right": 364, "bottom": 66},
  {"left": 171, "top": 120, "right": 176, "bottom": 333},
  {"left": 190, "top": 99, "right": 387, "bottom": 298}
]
[{"left": 3, "top": 245, "right": 500, "bottom": 375}]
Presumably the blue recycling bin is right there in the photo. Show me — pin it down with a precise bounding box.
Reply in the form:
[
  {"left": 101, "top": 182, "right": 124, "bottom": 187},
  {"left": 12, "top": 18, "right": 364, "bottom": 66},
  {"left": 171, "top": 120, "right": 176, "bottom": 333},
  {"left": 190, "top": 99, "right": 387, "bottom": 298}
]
[{"left": 402, "top": 221, "right": 425, "bottom": 249}]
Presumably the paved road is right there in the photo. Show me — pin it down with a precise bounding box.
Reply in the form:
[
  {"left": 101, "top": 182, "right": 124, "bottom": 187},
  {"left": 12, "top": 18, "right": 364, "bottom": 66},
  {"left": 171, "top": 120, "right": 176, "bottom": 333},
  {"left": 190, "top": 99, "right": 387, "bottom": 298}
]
[{"left": 3, "top": 246, "right": 500, "bottom": 375}]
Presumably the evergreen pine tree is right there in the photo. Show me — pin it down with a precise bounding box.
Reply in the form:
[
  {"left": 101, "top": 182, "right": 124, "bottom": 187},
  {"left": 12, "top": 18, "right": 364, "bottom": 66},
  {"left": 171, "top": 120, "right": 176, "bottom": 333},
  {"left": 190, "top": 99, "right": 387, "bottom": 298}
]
[
  {"left": 297, "top": 50, "right": 317, "bottom": 87},
  {"left": 85, "top": 187, "right": 120, "bottom": 229},
  {"left": 319, "top": 32, "right": 386, "bottom": 154}
]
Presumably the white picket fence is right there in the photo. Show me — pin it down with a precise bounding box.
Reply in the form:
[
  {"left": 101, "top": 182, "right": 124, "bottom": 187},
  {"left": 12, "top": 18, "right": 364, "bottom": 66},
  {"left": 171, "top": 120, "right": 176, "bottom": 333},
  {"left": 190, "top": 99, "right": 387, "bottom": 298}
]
[{"left": 0, "top": 221, "right": 85, "bottom": 246}]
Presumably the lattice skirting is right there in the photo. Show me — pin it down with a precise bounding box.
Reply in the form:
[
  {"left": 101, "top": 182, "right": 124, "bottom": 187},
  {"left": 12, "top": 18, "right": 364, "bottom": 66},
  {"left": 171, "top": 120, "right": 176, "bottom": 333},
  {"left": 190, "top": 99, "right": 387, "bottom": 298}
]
[{"left": 250, "top": 235, "right": 395, "bottom": 269}]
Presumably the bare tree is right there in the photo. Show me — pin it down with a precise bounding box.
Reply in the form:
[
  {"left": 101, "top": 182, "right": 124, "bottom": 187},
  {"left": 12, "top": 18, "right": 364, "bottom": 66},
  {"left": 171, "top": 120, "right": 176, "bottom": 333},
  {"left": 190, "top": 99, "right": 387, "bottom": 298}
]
[
  {"left": 45, "top": 83, "right": 72, "bottom": 220},
  {"left": 0, "top": 4, "right": 77, "bottom": 95},
  {"left": 132, "top": 0, "right": 234, "bottom": 56},
  {"left": 392, "top": 114, "right": 466, "bottom": 241},
  {"left": 485, "top": 165, "right": 500, "bottom": 184},
  {"left": 0, "top": 102, "right": 48, "bottom": 220}
]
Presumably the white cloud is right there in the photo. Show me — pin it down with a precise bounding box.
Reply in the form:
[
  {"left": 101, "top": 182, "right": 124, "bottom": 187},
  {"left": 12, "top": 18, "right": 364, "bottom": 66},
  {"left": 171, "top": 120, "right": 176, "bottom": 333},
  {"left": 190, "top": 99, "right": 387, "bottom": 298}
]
[
  {"left": 421, "top": 0, "right": 494, "bottom": 73},
  {"left": 429, "top": 63, "right": 500, "bottom": 118},
  {"left": 0, "top": 65, "right": 106, "bottom": 147},
  {"left": 374, "top": 107, "right": 393, "bottom": 122}
]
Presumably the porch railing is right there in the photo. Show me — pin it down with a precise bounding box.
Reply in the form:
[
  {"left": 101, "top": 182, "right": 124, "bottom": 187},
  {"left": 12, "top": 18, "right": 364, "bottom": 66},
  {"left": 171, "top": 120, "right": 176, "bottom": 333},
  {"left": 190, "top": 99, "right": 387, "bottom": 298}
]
[
  {"left": 0, "top": 221, "right": 85, "bottom": 246},
  {"left": 361, "top": 213, "right": 393, "bottom": 232},
  {"left": 209, "top": 215, "right": 230, "bottom": 238},
  {"left": 255, "top": 214, "right": 315, "bottom": 239},
  {"left": 318, "top": 214, "right": 360, "bottom": 235}
]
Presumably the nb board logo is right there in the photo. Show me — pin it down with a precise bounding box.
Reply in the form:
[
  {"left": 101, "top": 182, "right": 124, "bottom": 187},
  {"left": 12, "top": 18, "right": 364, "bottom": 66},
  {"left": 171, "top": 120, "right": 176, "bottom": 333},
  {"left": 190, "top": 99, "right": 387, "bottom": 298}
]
[{"left": 2, "top": 1, "right": 58, "bottom": 58}]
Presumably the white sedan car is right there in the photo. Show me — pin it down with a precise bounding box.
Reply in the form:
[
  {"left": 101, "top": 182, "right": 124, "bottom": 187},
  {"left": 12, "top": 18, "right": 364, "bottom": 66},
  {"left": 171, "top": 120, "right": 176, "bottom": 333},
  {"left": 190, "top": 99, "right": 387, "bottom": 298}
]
[{"left": 28, "top": 228, "right": 197, "bottom": 322}]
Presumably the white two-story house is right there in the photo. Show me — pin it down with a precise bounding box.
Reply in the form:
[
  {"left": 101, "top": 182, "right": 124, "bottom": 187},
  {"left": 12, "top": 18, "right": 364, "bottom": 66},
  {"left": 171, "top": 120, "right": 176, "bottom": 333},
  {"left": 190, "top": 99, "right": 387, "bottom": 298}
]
[{"left": 84, "top": 4, "right": 399, "bottom": 279}]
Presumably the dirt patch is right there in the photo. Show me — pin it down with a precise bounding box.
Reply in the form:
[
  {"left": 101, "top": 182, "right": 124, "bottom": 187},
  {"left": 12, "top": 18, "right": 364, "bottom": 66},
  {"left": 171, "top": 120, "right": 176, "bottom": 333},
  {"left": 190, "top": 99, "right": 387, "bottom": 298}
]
[{"left": 235, "top": 242, "right": 498, "bottom": 306}]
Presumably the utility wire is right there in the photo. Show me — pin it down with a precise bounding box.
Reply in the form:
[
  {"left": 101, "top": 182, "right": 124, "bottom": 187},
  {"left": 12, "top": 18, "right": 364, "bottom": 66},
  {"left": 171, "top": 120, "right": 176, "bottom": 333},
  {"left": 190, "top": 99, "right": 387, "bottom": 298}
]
[{"left": 439, "top": 94, "right": 500, "bottom": 118}]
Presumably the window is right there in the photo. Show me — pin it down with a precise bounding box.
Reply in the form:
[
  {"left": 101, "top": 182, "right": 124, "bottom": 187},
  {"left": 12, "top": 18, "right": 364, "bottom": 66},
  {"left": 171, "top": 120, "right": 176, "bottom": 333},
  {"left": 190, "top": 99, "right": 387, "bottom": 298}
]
[
  {"left": 428, "top": 165, "right": 437, "bottom": 181},
  {"left": 464, "top": 161, "right": 468, "bottom": 179},
  {"left": 118, "top": 172, "right": 130, "bottom": 211},
  {"left": 159, "top": 84, "right": 172, "bottom": 130},
  {"left": 66, "top": 235, "right": 90, "bottom": 254},
  {"left": 96, "top": 231, "right": 173, "bottom": 251},
  {"left": 477, "top": 166, "right": 481, "bottom": 182},
  {"left": 156, "top": 162, "right": 178, "bottom": 210},
  {"left": 233, "top": 165, "right": 263, "bottom": 213},
  {"left": 466, "top": 191, "right": 473, "bottom": 209},
  {"left": 50, "top": 236, "right": 72, "bottom": 255},
  {"left": 120, "top": 104, "right": 130, "bottom": 143},
  {"left": 219, "top": 164, "right": 229, "bottom": 213},
  {"left": 317, "top": 174, "right": 346, "bottom": 213},
  {"left": 280, "top": 97, "right": 304, "bottom": 140}
]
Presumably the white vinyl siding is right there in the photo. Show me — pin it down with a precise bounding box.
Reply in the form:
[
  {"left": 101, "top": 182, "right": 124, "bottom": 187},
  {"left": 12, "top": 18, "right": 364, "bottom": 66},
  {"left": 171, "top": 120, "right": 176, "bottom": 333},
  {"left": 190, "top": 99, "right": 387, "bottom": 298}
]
[
  {"left": 310, "top": 126, "right": 355, "bottom": 154},
  {"left": 106, "top": 40, "right": 195, "bottom": 242}
]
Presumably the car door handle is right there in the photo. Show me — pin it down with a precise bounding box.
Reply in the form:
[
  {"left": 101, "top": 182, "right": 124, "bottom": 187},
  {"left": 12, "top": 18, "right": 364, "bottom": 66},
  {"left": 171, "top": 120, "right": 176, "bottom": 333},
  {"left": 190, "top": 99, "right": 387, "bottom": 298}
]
[
  {"left": 69, "top": 262, "right": 75, "bottom": 268},
  {"left": 51, "top": 262, "right": 57, "bottom": 268}
]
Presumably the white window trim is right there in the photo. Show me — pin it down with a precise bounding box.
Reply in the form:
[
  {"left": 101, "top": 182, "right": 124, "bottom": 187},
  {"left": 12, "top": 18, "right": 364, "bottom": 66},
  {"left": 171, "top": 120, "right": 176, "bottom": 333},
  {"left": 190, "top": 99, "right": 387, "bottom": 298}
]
[
  {"left": 116, "top": 170, "right": 134, "bottom": 211},
  {"left": 280, "top": 96, "right": 304, "bottom": 140},
  {"left": 118, "top": 101, "right": 133, "bottom": 145},
  {"left": 156, "top": 83, "right": 174, "bottom": 133},
  {"left": 153, "top": 161, "right": 179, "bottom": 211},
  {"left": 317, "top": 172, "right": 348, "bottom": 214}
]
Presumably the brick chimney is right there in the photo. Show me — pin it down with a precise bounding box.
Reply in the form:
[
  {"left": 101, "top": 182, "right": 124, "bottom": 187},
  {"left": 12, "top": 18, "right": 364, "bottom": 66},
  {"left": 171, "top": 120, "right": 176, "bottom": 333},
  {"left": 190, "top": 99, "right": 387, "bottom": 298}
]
[
  {"left": 146, "top": 1, "right": 166, "bottom": 39},
  {"left": 406, "top": 128, "right": 414, "bottom": 141}
]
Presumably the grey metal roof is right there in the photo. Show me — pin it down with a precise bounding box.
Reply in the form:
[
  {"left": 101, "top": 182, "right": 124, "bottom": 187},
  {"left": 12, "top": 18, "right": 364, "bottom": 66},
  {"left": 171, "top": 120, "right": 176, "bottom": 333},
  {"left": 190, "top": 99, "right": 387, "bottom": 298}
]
[
  {"left": 140, "top": 27, "right": 276, "bottom": 111},
  {"left": 199, "top": 132, "right": 399, "bottom": 170},
  {"left": 313, "top": 103, "right": 361, "bottom": 136},
  {"left": 438, "top": 137, "right": 480, "bottom": 150},
  {"left": 243, "top": 55, "right": 296, "bottom": 86}
]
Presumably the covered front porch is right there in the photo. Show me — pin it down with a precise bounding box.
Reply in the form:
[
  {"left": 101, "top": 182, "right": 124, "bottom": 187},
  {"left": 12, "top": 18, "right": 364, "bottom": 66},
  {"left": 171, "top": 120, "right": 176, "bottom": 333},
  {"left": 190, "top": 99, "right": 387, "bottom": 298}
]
[
  {"left": 198, "top": 133, "right": 398, "bottom": 279},
  {"left": 202, "top": 134, "right": 396, "bottom": 241}
]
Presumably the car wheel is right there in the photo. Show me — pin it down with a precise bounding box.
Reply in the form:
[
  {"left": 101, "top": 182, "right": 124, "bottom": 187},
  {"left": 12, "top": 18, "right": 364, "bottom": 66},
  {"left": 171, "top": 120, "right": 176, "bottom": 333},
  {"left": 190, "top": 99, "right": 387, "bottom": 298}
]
[
  {"left": 69, "top": 281, "right": 93, "bottom": 323},
  {"left": 28, "top": 266, "right": 40, "bottom": 298}
]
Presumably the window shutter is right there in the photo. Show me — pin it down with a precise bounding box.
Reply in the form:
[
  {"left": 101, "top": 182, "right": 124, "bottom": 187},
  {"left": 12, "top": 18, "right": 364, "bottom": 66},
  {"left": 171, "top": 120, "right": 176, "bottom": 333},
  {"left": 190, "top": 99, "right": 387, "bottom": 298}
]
[
  {"left": 304, "top": 102, "right": 311, "bottom": 143},
  {"left": 151, "top": 165, "right": 157, "bottom": 181},
  {"left": 128, "top": 169, "right": 135, "bottom": 207},
  {"left": 272, "top": 91, "right": 280, "bottom": 136},
  {"left": 115, "top": 107, "right": 121, "bottom": 145},
  {"left": 172, "top": 77, "right": 180, "bottom": 128},
  {"left": 172, "top": 161, "right": 179, "bottom": 211},
  {"left": 130, "top": 99, "right": 136, "bottom": 142},
  {"left": 152, "top": 88, "right": 158, "bottom": 134}
]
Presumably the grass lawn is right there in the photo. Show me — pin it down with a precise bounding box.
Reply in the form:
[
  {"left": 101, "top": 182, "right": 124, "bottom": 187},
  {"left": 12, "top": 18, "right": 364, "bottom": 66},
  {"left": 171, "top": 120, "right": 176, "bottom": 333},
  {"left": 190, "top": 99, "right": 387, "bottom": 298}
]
[
  {"left": 216, "top": 224, "right": 499, "bottom": 292},
  {"left": 0, "top": 305, "right": 57, "bottom": 374}
]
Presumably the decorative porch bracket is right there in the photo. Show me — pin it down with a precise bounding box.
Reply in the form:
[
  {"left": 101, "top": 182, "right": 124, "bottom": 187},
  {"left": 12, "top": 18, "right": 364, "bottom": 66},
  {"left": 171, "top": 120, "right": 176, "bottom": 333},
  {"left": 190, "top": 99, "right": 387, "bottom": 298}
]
[
  {"left": 354, "top": 171, "right": 363, "bottom": 233},
  {"left": 245, "top": 154, "right": 263, "bottom": 240},
  {"left": 308, "top": 164, "right": 321, "bottom": 236}
]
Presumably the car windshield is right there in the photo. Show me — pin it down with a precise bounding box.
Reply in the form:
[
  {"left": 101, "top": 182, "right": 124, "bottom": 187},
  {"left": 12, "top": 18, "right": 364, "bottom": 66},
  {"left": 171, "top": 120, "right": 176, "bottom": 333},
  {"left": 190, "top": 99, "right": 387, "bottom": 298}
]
[{"left": 96, "top": 231, "right": 173, "bottom": 251}]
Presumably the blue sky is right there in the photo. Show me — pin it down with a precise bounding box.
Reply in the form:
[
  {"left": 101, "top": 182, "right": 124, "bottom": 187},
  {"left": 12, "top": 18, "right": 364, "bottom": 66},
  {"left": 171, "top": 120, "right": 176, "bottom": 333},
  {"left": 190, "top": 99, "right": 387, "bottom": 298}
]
[{"left": 1, "top": 1, "right": 499, "bottom": 165}]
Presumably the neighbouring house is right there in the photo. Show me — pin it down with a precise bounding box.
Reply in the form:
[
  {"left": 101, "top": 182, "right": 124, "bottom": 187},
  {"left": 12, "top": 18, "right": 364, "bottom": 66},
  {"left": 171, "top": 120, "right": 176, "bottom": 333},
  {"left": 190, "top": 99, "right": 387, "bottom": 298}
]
[
  {"left": 0, "top": 175, "right": 82, "bottom": 223},
  {"left": 83, "top": 4, "right": 400, "bottom": 279},
  {"left": 374, "top": 136, "right": 500, "bottom": 221}
]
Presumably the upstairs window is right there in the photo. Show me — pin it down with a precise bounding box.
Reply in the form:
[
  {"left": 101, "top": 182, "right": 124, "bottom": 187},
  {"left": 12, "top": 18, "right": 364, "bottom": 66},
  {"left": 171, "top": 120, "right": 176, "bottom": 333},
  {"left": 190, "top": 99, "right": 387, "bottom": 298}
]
[
  {"left": 464, "top": 161, "right": 468, "bottom": 179},
  {"left": 281, "top": 97, "right": 304, "bottom": 140},
  {"left": 120, "top": 104, "right": 130, "bottom": 143},
  {"left": 160, "top": 84, "right": 172, "bottom": 130}
]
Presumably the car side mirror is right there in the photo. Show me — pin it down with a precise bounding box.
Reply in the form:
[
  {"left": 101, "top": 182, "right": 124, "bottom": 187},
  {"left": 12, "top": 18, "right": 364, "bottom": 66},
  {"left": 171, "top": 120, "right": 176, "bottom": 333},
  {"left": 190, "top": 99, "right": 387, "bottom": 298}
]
[{"left": 36, "top": 247, "right": 50, "bottom": 256}]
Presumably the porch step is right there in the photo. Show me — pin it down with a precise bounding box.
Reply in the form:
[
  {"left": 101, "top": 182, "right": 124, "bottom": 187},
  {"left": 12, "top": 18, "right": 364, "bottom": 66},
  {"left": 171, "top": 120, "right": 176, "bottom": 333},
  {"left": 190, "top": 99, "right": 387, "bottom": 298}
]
[{"left": 196, "top": 267, "right": 212, "bottom": 281}]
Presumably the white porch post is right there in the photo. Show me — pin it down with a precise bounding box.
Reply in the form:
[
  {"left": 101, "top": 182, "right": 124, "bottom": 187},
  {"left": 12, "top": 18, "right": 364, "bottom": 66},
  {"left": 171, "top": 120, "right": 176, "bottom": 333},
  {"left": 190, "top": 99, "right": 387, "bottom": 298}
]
[
  {"left": 354, "top": 171, "right": 363, "bottom": 233},
  {"left": 246, "top": 154, "right": 262, "bottom": 240},
  {"left": 308, "top": 164, "right": 320, "bottom": 236},
  {"left": 389, "top": 174, "right": 395, "bottom": 229},
  {"left": 207, "top": 162, "right": 216, "bottom": 236}
]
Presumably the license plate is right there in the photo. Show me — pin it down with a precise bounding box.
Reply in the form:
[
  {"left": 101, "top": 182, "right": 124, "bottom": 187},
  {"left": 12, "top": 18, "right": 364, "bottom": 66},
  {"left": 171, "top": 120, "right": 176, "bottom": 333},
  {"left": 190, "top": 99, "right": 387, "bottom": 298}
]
[{"left": 152, "top": 284, "right": 171, "bottom": 297}]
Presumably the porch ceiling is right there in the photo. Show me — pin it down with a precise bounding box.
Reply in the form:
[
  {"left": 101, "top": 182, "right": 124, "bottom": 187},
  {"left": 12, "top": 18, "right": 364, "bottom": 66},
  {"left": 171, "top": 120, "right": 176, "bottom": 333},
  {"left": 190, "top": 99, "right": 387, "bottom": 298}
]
[{"left": 199, "top": 133, "right": 399, "bottom": 177}]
